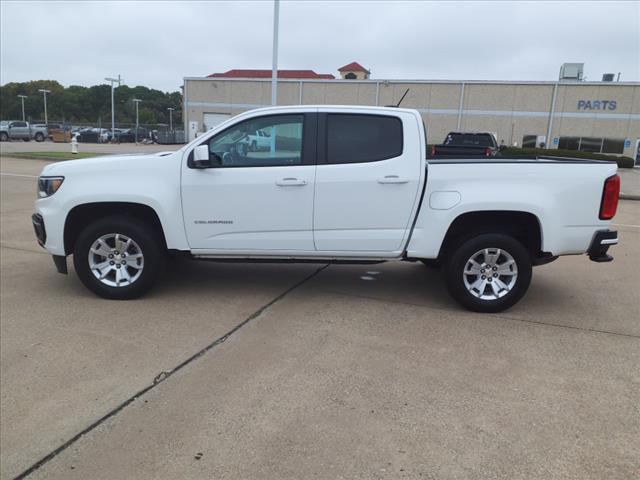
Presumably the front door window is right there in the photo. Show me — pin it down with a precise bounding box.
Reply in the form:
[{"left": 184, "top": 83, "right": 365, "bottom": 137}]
[{"left": 206, "top": 114, "right": 304, "bottom": 167}]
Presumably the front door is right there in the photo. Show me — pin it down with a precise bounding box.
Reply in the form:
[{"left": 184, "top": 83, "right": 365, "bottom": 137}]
[
  {"left": 181, "top": 112, "right": 317, "bottom": 252},
  {"left": 313, "top": 110, "right": 423, "bottom": 253}
]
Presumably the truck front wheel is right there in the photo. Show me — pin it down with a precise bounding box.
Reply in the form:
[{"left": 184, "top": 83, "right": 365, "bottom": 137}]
[
  {"left": 0, "top": 132, "right": 8, "bottom": 142},
  {"left": 444, "top": 233, "right": 532, "bottom": 313},
  {"left": 73, "top": 217, "right": 165, "bottom": 299}
]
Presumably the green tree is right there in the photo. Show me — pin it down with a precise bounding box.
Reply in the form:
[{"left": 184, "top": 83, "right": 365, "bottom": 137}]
[{"left": 0, "top": 80, "right": 182, "bottom": 127}]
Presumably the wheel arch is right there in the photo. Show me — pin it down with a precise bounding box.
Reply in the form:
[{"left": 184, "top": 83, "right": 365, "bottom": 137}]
[
  {"left": 64, "top": 202, "right": 167, "bottom": 255},
  {"left": 438, "top": 210, "right": 543, "bottom": 261}
]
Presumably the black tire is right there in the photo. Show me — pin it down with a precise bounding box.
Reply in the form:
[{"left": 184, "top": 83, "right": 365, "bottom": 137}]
[
  {"left": 23, "top": 138, "right": 31, "bottom": 142},
  {"left": 0, "top": 132, "right": 8, "bottom": 142},
  {"left": 444, "top": 233, "right": 532, "bottom": 313},
  {"left": 73, "top": 216, "right": 165, "bottom": 299},
  {"left": 35, "top": 132, "right": 45, "bottom": 142}
]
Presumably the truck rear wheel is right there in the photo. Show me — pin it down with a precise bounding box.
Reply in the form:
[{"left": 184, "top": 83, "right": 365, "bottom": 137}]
[
  {"left": 444, "top": 233, "right": 532, "bottom": 313},
  {"left": 73, "top": 216, "right": 165, "bottom": 299},
  {"left": 35, "top": 132, "right": 45, "bottom": 142}
]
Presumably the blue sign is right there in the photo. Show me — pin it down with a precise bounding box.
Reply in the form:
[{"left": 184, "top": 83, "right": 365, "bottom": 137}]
[
  {"left": 553, "top": 137, "right": 559, "bottom": 145},
  {"left": 624, "top": 139, "right": 631, "bottom": 148}
]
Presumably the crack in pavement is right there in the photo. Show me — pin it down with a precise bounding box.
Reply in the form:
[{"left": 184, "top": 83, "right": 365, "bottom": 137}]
[
  {"left": 12, "top": 263, "right": 330, "bottom": 480},
  {"left": 323, "top": 290, "right": 640, "bottom": 340},
  {"left": 0, "top": 244, "right": 49, "bottom": 255}
]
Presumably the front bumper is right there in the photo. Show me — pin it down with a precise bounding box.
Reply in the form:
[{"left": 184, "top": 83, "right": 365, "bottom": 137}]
[
  {"left": 587, "top": 230, "right": 617, "bottom": 263},
  {"left": 32, "top": 213, "right": 68, "bottom": 274},
  {"left": 32, "top": 213, "right": 46, "bottom": 247}
]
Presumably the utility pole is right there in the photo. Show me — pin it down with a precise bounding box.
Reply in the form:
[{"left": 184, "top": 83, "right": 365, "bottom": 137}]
[
  {"left": 133, "top": 98, "right": 142, "bottom": 143},
  {"left": 38, "top": 89, "right": 51, "bottom": 125},
  {"left": 17, "top": 95, "right": 27, "bottom": 121},
  {"left": 271, "top": 0, "right": 279, "bottom": 106},
  {"left": 105, "top": 75, "right": 122, "bottom": 140},
  {"left": 167, "top": 107, "right": 174, "bottom": 132}
]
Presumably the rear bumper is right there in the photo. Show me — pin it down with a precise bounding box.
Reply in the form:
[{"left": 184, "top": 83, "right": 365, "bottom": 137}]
[{"left": 587, "top": 230, "right": 617, "bottom": 263}]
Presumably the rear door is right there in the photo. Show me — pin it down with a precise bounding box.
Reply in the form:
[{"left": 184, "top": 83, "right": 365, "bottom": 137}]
[{"left": 313, "top": 109, "right": 423, "bottom": 253}]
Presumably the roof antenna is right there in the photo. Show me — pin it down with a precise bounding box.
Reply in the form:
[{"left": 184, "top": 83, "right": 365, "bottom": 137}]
[{"left": 395, "top": 88, "right": 410, "bottom": 107}]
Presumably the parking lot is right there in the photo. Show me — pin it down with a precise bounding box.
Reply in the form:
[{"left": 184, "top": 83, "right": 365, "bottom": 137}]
[{"left": 1, "top": 151, "right": 639, "bottom": 479}]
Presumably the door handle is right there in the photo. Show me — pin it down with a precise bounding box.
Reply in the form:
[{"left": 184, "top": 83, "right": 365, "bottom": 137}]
[
  {"left": 275, "top": 177, "right": 308, "bottom": 187},
  {"left": 377, "top": 175, "right": 409, "bottom": 184}
]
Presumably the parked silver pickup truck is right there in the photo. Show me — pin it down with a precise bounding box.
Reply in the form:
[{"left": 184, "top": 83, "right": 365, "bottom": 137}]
[{"left": 0, "top": 121, "right": 48, "bottom": 142}]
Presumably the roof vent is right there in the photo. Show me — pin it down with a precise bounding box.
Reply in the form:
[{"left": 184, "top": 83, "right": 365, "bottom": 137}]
[
  {"left": 559, "top": 63, "right": 584, "bottom": 81},
  {"left": 602, "top": 73, "right": 615, "bottom": 82}
]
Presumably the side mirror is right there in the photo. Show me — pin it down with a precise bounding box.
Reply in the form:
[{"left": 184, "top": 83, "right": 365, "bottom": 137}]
[{"left": 191, "top": 145, "right": 212, "bottom": 168}]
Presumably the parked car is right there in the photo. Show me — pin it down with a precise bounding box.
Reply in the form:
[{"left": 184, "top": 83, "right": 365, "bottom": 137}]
[
  {"left": 99, "top": 128, "right": 126, "bottom": 143},
  {"left": 129, "top": 127, "right": 149, "bottom": 142},
  {"left": 240, "top": 129, "right": 272, "bottom": 151},
  {"left": 430, "top": 132, "right": 502, "bottom": 156},
  {"left": 32, "top": 106, "right": 620, "bottom": 312},
  {"left": 0, "top": 121, "right": 48, "bottom": 142},
  {"left": 114, "top": 129, "right": 136, "bottom": 143}
]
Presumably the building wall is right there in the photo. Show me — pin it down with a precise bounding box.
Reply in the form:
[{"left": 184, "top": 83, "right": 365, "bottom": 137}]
[{"left": 184, "top": 78, "right": 640, "bottom": 157}]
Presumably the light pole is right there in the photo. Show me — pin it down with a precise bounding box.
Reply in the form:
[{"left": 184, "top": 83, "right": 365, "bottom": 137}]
[
  {"left": 38, "top": 89, "right": 51, "bottom": 125},
  {"left": 105, "top": 75, "right": 122, "bottom": 140},
  {"left": 17, "top": 95, "right": 27, "bottom": 121},
  {"left": 167, "top": 107, "right": 174, "bottom": 132},
  {"left": 271, "top": 0, "right": 279, "bottom": 106},
  {"left": 133, "top": 98, "right": 142, "bottom": 143}
]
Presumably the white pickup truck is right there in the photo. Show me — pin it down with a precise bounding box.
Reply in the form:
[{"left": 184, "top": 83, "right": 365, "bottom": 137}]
[{"left": 32, "top": 106, "right": 620, "bottom": 312}]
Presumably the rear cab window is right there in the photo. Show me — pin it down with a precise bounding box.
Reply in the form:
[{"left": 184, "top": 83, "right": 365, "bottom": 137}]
[{"left": 326, "top": 114, "right": 403, "bottom": 164}]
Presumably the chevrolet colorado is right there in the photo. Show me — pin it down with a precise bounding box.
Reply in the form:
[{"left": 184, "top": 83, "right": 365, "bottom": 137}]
[{"left": 32, "top": 106, "right": 620, "bottom": 312}]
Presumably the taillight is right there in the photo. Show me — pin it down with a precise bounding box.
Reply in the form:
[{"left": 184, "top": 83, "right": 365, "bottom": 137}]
[
  {"left": 484, "top": 147, "right": 492, "bottom": 156},
  {"left": 430, "top": 145, "right": 436, "bottom": 156},
  {"left": 599, "top": 174, "right": 620, "bottom": 220}
]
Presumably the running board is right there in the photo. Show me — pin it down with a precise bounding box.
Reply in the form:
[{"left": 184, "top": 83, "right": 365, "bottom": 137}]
[{"left": 192, "top": 255, "right": 388, "bottom": 265}]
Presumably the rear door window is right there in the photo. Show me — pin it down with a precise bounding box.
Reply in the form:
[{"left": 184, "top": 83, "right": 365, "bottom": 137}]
[{"left": 326, "top": 114, "right": 403, "bottom": 164}]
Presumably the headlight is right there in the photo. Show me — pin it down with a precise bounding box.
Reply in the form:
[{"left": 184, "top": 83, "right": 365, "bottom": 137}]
[{"left": 37, "top": 176, "right": 64, "bottom": 198}]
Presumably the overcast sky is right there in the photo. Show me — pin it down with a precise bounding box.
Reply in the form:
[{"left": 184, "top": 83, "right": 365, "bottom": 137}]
[{"left": 1, "top": 0, "right": 638, "bottom": 92}]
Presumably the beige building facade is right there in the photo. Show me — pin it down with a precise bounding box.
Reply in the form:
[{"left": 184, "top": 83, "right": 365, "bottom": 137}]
[{"left": 183, "top": 77, "right": 640, "bottom": 159}]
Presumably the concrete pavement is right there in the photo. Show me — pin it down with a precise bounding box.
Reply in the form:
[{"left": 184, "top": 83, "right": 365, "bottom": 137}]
[{"left": 1, "top": 156, "right": 639, "bottom": 480}]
